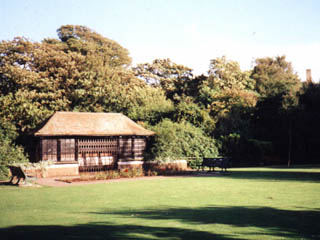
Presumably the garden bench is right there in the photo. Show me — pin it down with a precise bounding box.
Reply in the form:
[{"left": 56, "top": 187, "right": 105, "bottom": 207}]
[
  {"left": 197, "top": 157, "right": 230, "bottom": 172},
  {"left": 7, "top": 165, "right": 37, "bottom": 185}
]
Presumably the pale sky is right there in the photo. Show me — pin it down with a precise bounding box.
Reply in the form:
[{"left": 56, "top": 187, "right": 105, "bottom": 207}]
[{"left": 1, "top": 0, "right": 320, "bottom": 81}]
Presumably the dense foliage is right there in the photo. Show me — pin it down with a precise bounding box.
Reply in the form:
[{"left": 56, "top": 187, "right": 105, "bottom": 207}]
[
  {"left": 1, "top": 25, "right": 319, "bottom": 170},
  {"left": 251, "top": 56, "right": 301, "bottom": 98},
  {"left": 148, "top": 119, "right": 218, "bottom": 162},
  {"left": 0, "top": 120, "right": 28, "bottom": 179}
]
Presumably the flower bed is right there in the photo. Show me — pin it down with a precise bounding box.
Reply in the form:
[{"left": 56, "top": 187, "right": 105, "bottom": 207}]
[{"left": 57, "top": 168, "right": 156, "bottom": 183}]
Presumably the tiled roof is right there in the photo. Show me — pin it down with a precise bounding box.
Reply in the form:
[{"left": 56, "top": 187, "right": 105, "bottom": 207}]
[{"left": 34, "top": 112, "right": 155, "bottom": 136}]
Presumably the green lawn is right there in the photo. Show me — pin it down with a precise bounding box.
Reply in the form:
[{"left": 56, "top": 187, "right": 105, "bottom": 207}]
[{"left": 1, "top": 165, "right": 320, "bottom": 240}]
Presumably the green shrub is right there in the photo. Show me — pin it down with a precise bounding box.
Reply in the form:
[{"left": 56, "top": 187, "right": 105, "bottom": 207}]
[
  {"left": 246, "top": 139, "right": 273, "bottom": 162},
  {"left": 127, "top": 87, "right": 174, "bottom": 125},
  {"left": 147, "top": 119, "right": 219, "bottom": 167},
  {"left": 173, "top": 100, "right": 216, "bottom": 134},
  {"left": 220, "top": 133, "right": 273, "bottom": 165},
  {"left": 220, "top": 133, "right": 242, "bottom": 159},
  {"left": 0, "top": 122, "right": 28, "bottom": 180}
]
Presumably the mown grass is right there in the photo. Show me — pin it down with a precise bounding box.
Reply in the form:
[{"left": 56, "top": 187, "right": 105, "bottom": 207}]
[{"left": 0, "top": 165, "right": 320, "bottom": 240}]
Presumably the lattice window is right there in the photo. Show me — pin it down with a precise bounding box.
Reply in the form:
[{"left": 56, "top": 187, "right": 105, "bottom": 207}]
[
  {"left": 78, "top": 138, "right": 117, "bottom": 154},
  {"left": 78, "top": 137, "right": 117, "bottom": 167},
  {"left": 41, "top": 139, "right": 58, "bottom": 161},
  {"left": 133, "top": 138, "right": 146, "bottom": 158},
  {"left": 119, "top": 137, "right": 132, "bottom": 159},
  {"left": 60, "top": 138, "right": 75, "bottom": 162}
]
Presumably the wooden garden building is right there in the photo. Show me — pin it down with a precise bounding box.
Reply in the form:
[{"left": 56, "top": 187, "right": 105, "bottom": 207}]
[{"left": 34, "top": 112, "right": 155, "bottom": 171}]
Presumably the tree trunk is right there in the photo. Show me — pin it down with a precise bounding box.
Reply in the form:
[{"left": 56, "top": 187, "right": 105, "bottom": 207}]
[{"left": 288, "top": 125, "right": 292, "bottom": 167}]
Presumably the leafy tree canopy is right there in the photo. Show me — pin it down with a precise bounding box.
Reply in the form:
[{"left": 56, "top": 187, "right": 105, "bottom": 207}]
[
  {"left": 56, "top": 25, "right": 131, "bottom": 68},
  {"left": 208, "top": 56, "right": 255, "bottom": 91},
  {"left": 0, "top": 26, "right": 143, "bottom": 134},
  {"left": 1, "top": 25, "right": 313, "bottom": 166},
  {"left": 198, "top": 56, "right": 257, "bottom": 118},
  {"left": 251, "top": 55, "right": 301, "bottom": 98},
  {"left": 127, "top": 86, "right": 174, "bottom": 125},
  {"left": 133, "top": 58, "right": 194, "bottom": 101}
]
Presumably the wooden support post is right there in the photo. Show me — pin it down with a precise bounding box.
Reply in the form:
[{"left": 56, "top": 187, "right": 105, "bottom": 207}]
[
  {"left": 132, "top": 136, "right": 135, "bottom": 160},
  {"left": 117, "top": 137, "right": 120, "bottom": 166},
  {"left": 39, "top": 138, "right": 43, "bottom": 162},
  {"left": 75, "top": 138, "right": 78, "bottom": 162},
  {"left": 57, "top": 139, "right": 61, "bottom": 162}
]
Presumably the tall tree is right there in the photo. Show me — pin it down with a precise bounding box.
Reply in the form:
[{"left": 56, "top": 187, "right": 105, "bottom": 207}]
[
  {"left": 198, "top": 56, "right": 257, "bottom": 126},
  {"left": 0, "top": 26, "right": 142, "bottom": 135},
  {"left": 208, "top": 56, "right": 255, "bottom": 91},
  {"left": 297, "top": 82, "right": 320, "bottom": 163},
  {"left": 56, "top": 25, "right": 131, "bottom": 68},
  {"left": 133, "top": 58, "right": 194, "bottom": 102},
  {"left": 251, "top": 55, "right": 301, "bottom": 98},
  {"left": 251, "top": 56, "right": 302, "bottom": 166}
]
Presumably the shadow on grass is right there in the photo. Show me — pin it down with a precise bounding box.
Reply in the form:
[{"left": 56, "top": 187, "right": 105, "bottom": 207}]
[
  {"left": 0, "top": 181, "right": 13, "bottom": 186},
  {"left": 1, "top": 207, "right": 319, "bottom": 240},
  {"left": 0, "top": 222, "right": 239, "bottom": 240},
  {"left": 92, "top": 206, "right": 320, "bottom": 239},
  {"left": 221, "top": 170, "right": 320, "bottom": 182},
  {"left": 265, "top": 164, "right": 320, "bottom": 169},
  {"left": 0, "top": 181, "right": 21, "bottom": 189}
]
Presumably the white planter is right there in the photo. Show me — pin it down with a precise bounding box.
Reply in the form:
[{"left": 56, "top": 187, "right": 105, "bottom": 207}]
[
  {"left": 45, "top": 163, "right": 79, "bottom": 177},
  {"left": 118, "top": 161, "right": 144, "bottom": 170}
]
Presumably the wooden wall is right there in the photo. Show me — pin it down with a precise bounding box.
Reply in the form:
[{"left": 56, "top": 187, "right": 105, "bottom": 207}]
[{"left": 39, "top": 136, "right": 148, "bottom": 170}]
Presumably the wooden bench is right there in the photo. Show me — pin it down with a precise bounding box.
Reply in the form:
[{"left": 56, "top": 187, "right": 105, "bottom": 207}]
[
  {"left": 197, "top": 157, "right": 230, "bottom": 172},
  {"left": 7, "top": 165, "right": 37, "bottom": 185}
]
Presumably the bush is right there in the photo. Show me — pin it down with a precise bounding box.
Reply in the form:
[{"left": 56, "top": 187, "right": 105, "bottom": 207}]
[
  {"left": 173, "top": 100, "right": 216, "bottom": 134},
  {"left": 0, "top": 122, "right": 28, "bottom": 179},
  {"left": 220, "top": 133, "right": 242, "bottom": 159},
  {"left": 147, "top": 119, "right": 219, "bottom": 167},
  {"left": 246, "top": 139, "right": 273, "bottom": 163},
  {"left": 127, "top": 87, "right": 174, "bottom": 125},
  {"left": 220, "top": 133, "right": 273, "bottom": 166}
]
